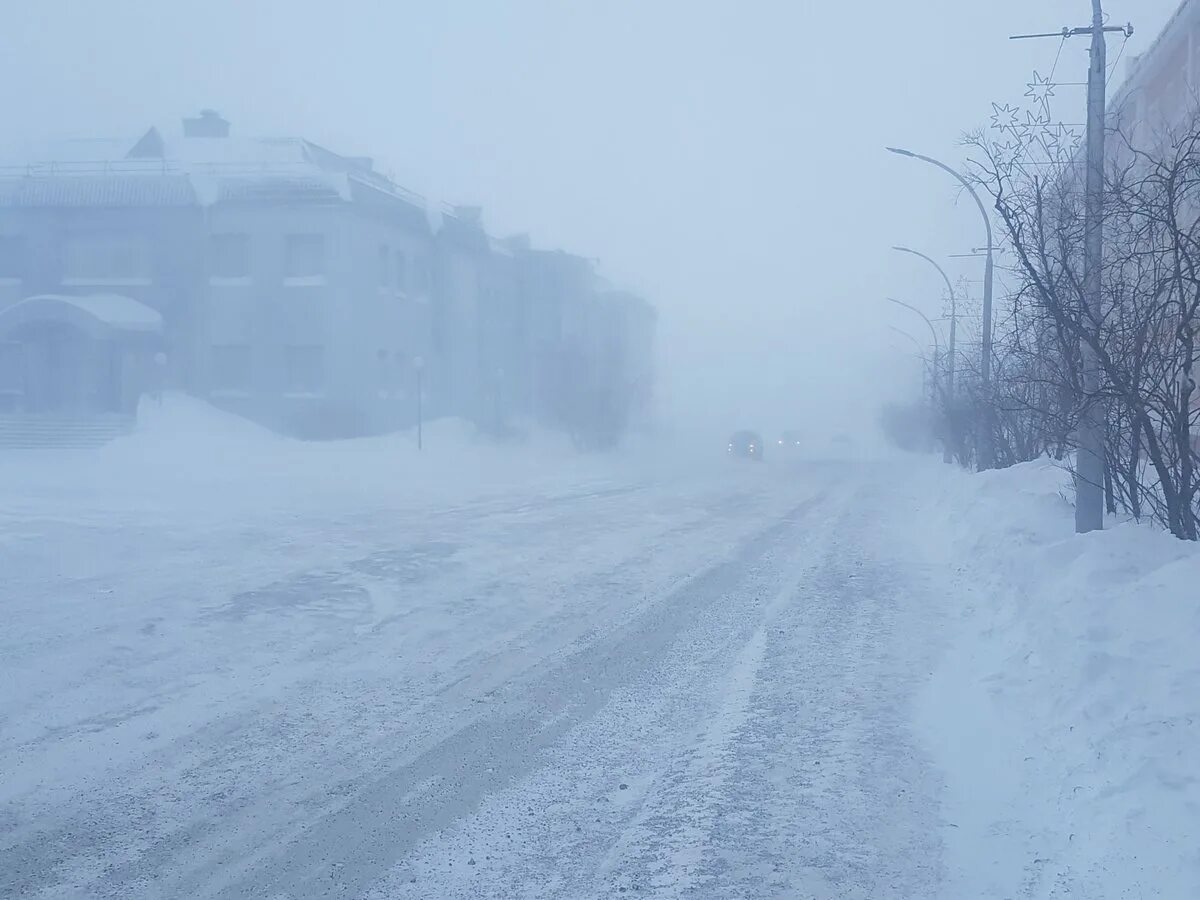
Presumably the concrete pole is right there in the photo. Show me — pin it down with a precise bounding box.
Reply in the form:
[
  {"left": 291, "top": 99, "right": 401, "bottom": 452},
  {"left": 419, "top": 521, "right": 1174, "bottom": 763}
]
[{"left": 1076, "top": 0, "right": 1107, "bottom": 533}]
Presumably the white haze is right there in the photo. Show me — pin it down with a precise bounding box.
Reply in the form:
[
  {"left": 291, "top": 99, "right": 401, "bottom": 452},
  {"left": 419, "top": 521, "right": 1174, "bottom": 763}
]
[{"left": 0, "top": 0, "right": 1178, "bottom": 438}]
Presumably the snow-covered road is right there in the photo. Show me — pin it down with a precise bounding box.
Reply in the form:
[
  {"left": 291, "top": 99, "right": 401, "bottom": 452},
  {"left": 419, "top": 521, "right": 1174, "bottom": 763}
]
[
  {"left": 363, "top": 465, "right": 948, "bottom": 900},
  {"left": 2, "top": 452, "right": 957, "bottom": 898},
  {"left": 6, "top": 414, "right": 1199, "bottom": 899}
]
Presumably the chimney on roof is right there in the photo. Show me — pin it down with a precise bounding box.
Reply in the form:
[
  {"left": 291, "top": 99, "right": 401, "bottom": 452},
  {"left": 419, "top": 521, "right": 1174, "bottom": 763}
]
[{"left": 183, "top": 109, "right": 230, "bottom": 138}]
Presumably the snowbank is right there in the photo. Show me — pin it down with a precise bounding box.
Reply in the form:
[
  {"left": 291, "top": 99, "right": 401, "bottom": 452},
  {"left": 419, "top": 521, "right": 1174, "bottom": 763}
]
[
  {"left": 0, "top": 394, "right": 628, "bottom": 527},
  {"left": 0, "top": 395, "right": 715, "bottom": 536},
  {"left": 913, "top": 458, "right": 1200, "bottom": 898}
]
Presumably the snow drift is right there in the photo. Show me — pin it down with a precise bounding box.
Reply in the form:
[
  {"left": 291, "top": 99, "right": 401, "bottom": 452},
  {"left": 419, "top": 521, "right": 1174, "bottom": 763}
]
[{"left": 914, "top": 458, "right": 1200, "bottom": 898}]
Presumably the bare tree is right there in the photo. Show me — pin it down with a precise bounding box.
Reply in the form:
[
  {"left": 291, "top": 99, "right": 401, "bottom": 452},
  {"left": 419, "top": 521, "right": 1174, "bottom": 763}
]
[{"left": 962, "top": 109, "right": 1200, "bottom": 539}]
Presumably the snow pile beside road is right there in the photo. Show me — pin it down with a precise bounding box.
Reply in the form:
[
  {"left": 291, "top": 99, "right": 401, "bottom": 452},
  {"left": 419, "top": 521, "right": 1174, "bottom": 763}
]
[
  {"left": 0, "top": 394, "right": 607, "bottom": 524},
  {"left": 914, "top": 458, "right": 1200, "bottom": 898}
]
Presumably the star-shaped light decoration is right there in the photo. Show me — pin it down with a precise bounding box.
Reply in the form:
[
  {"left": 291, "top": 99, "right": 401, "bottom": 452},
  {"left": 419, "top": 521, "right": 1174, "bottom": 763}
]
[
  {"left": 990, "top": 102, "right": 1022, "bottom": 134},
  {"left": 993, "top": 138, "right": 1025, "bottom": 172},
  {"left": 1054, "top": 124, "right": 1082, "bottom": 159},
  {"left": 1037, "top": 125, "right": 1063, "bottom": 161},
  {"left": 1025, "top": 71, "right": 1057, "bottom": 117},
  {"left": 1017, "top": 106, "right": 1052, "bottom": 143},
  {"left": 1038, "top": 124, "right": 1085, "bottom": 165}
]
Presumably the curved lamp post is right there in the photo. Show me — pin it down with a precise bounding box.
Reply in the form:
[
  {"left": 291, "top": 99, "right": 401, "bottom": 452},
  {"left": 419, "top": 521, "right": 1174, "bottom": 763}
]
[
  {"left": 892, "top": 246, "right": 956, "bottom": 403},
  {"left": 887, "top": 146, "right": 995, "bottom": 469},
  {"left": 887, "top": 297, "right": 951, "bottom": 463},
  {"left": 889, "top": 324, "right": 934, "bottom": 405},
  {"left": 886, "top": 296, "right": 940, "bottom": 359}
]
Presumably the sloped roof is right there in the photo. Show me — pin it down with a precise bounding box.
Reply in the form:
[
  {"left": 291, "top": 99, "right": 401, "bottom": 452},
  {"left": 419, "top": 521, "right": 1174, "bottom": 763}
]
[
  {"left": 215, "top": 175, "right": 345, "bottom": 204},
  {"left": 8, "top": 175, "right": 195, "bottom": 207},
  {"left": 0, "top": 293, "right": 162, "bottom": 340},
  {"left": 0, "top": 130, "right": 426, "bottom": 214}
]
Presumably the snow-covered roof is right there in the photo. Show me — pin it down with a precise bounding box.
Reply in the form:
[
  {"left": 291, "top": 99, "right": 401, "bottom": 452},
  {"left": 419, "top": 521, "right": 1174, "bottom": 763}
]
[
  {"left": 5, "top": 175, "right": 196, "bottom": 207},
  {"left": 53, "top": 294, "right": 162, "bottom": 330},
  {"left": 0, "top": 294, "right": 163, "bottom": 338},
  {"left": 0, "top": 129, "right": 426, "bottom": 212}
]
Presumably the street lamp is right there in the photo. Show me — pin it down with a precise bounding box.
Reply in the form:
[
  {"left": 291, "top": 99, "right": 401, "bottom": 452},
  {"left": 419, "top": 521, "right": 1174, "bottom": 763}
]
[
  {"left": 887, "top": 146, "right": 995, "bottom": 469},
  {"left": 892, "top": 246, "right": 956, "bottom": 403},
  {"left": 889, "top": 324, "right": 934, "bottom": 405},
  {"left": 887, "top": 297, "right": 952, "bottom": 463},
  {"left": 886, "top": 297, "right": 940, "bottom": 357},
  {"left": 413, "top": 355, "right": 425, "bottom": 451}
]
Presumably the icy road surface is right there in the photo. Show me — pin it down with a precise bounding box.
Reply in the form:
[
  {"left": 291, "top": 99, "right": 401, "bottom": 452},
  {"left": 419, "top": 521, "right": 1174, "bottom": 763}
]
[{"left": 2, "top": 457, "right": 950, "bottom": 898}]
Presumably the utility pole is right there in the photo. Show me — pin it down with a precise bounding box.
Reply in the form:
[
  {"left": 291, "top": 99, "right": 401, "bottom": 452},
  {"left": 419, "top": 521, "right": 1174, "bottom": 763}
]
[
  {"left": 1010, "top": 4, "right": 1132, "bottom": 533},
  {"left": 1077, "top": 0, "right": 1108, "bottom": 533}
]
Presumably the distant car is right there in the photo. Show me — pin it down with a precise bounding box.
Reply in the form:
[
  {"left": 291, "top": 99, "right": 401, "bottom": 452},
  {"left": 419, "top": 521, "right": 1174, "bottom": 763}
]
[
  {"left": 728, "top": 430, "right": 765, "bottom": 460},
  {"left": 777, "top": 430, "right": 803, "bottom": 450}
]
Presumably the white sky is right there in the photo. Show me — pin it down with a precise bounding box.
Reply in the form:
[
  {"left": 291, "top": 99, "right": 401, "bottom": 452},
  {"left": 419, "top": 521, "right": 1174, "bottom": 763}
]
[{"left": 0, "top": 0, "right": 1182, "bottom": 437}]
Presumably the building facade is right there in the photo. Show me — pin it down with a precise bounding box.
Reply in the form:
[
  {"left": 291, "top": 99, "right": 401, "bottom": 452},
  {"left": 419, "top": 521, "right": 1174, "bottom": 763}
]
[
  {"left": 1112, "top": 0, "right": 1200, "bottom": 142},
  {"left": 1110, "top": 1, "right": 1200, "bottom": 450},
  {"left": 0, "top": 111, "right": 656, "bottom": 441}
]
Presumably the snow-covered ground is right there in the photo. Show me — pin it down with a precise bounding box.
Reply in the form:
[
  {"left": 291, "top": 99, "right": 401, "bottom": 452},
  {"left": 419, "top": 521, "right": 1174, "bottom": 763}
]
[
  {"left": 1, "top": 398, "right": 1196, "bottom": 898},
  {"left": 913, "top": 460, "right": 1200, "bottom": 899}
]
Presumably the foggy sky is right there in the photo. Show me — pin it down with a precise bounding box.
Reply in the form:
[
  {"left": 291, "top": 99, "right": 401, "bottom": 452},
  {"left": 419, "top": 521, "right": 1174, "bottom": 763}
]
[{"left": 0, "top": 0, "right": 1179, "bottom": 438}]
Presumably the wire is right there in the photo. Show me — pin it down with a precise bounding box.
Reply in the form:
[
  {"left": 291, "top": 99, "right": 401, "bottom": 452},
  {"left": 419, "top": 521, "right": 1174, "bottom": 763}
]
[
  {"left": 1048, "top": 35, "right": 1068, "bottom": 84},
  {"left": 1108, "top": 33, "right": 1131, "bottom": 82}
]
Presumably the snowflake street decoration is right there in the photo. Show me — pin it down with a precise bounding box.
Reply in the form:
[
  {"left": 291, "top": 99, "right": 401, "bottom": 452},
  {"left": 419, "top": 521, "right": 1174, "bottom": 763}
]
[
  {"left": 990, "top": 102, "right": 1022, "bottom": 134},
  {"left": 1025, "top": 71, "right": 1057, "bottom": 117}
]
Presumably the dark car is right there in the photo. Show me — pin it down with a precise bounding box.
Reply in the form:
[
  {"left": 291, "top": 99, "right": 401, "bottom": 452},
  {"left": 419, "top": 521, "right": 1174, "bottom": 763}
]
[{"left": 728, "top": 430, "right": 765, "bottom": 460}]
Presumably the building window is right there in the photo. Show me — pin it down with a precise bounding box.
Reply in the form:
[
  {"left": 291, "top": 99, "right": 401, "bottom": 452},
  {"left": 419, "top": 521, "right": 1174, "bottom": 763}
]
[
  {"left": 210, "top": 233, "right": 250, "bottom": 279},
  {"left": 378, "top": 245, "right": 390, "bottom": 288},
  {"left": 394, "top": 250, "right": 407, "bottom": 293},
  {"left": 0, "top": 236, "right": 25, "bottom": 280},
  {"left": 284, "top": 344, "right": 324, "bottom": 393},
  {"left": 64, "top": 234, "right": 150, "bottom": 283},
  {"left": 210, "top": 344, "right": 252, "bottom": 392},
  {"left": 284, "top": 234, "right": 325, "bottom": 279}
]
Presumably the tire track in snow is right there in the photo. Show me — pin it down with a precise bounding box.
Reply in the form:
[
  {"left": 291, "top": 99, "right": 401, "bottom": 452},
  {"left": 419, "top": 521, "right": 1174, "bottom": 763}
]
[{"left": 363, "top": 470, "right": 947, "bottom": 899}]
